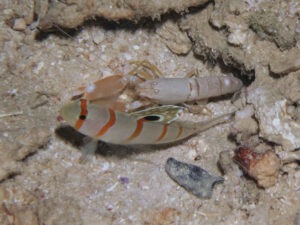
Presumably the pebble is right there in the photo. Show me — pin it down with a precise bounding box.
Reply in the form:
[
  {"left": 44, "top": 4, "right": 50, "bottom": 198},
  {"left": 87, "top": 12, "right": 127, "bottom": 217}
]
[
  {"left": 156, "top": 21, "right": 192, "bottom": 55},
  {"left": 92, "top": 30, "right": 105, "bottom": 45},
  {"left": 165, "top": 157, "right": 224, "bottom": 198},
  {"left": 13, "top": 18, "right": 27, "bottom": 31},
  {"left": 234, "top": 146, "right": 281, "bottom": 188}
]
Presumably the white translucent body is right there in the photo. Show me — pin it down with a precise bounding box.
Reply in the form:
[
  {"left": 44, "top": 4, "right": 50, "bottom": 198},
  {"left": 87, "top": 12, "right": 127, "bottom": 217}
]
[{"left": 137, "top": 76, "right": 243, "bottom": 104}]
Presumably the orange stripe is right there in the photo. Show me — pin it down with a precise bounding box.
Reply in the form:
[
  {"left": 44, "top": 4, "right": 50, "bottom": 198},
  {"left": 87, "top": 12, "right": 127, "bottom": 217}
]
[
  {"left": 156, "top": 124, "right": 168, "bottom": 142},
  {"left": 75, "top": 99, "right": 88, "bottom": 130},
  {"left": 175, "top": 125, "right": 183, "bottom": 139},
  {"left": 126, "top": 118, "right": 145, "bottom": 142},
  {"left": 96, "top": 108, "right": 116, "bottom": 137}
]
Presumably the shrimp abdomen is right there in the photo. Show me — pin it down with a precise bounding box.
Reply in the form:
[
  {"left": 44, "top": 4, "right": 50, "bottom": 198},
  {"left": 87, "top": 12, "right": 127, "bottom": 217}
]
[{"left": 137, "top": 76, "right": 242, "bottom": 104}]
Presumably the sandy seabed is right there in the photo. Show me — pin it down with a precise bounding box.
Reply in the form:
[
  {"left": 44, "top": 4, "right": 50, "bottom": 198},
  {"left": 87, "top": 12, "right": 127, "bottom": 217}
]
[{"left": 0, "top": 0, "right": 299, "bottom": 224}]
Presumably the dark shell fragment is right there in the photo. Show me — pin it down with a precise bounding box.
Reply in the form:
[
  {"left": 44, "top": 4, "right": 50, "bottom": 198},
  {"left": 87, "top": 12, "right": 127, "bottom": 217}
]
[{"left": 165, "top": 157, "right": 224, "bottom": 198}]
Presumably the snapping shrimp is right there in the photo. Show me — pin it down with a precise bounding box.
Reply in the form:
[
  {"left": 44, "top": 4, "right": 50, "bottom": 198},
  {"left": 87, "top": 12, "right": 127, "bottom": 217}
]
[
  {"left": 72, "top": 61, "right": 243, "bottom": 111},
  {"left": 136, "top": 75, "right": 243, "bottom": 104}
]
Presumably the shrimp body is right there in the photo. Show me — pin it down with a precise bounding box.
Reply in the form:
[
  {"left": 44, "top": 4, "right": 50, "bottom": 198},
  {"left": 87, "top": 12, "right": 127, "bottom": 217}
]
[
  {"left": 60, "top": 99, "right": 232, "bottom": 145},
  {"left": 136, "top": 76, "right": 243, "bottom": 104}
]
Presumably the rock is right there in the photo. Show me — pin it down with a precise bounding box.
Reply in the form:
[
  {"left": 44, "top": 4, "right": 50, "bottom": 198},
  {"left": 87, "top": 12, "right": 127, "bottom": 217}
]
[
  {"left": 182, "top": 1, "right": 300, "bottom": 75},
  {"left": 233, "top": 105, "right": 258, "bottom": 135},
  {"left": 218, "top": 150, "right": 240, "bottom": 175},
  {"left": 37, "top": 0, "right": 210, "bottom": 30},
  {"left": 277, "top": 150, "right": 300, "bottom": 164},
  {"left": 13, "top": 18, "right": 27, "bottom": 31},
  {"left": 156, "top": 21, "right": 192, "bottom": 55},
  {"left": 227, "top": 27, "right": 248, "bottom": 46},
  {"left": 165, "top": 157, "right": 224, "bottom": 198},
  {"left": 249, "top": 11, "right": 297, "bottom": 50},
  {"left": 234, "top": 146, "right": 281, "bottom": 188},
  {"left": 247, "top": 77, "right": 300, "bottom": 151},
  {"left": 92, "top": 30, "right": 105, "bottom": 45},
  {"left": 270, "top": 49, "right": 300, "bottom": 75},
  {"left": 277, "top": 72, "right": 300, "bottom": 102}
]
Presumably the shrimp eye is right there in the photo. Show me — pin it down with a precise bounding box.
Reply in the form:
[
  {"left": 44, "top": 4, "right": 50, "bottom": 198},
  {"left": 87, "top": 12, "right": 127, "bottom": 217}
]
[{"left": 79, "top": 115, "right": 86, "bottom": 120}]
